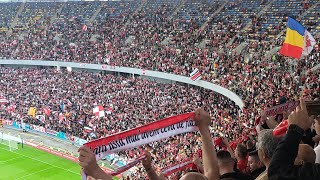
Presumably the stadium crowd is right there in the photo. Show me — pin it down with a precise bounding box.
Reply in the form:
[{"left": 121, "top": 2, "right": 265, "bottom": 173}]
[
  {"left": 0, "top": 0, "right": 320, "bottom": 179},
  {"left": 0, "top": 67, "right": 239, "bottom": 178}
]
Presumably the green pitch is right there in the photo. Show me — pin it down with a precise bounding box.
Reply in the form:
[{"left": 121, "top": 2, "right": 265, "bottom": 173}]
[
  {"left": 0, "top": 143, "right": 81, "bottom": 180},
  {"left": 0, "top": 143, "right": 119, "bottom": 180}
]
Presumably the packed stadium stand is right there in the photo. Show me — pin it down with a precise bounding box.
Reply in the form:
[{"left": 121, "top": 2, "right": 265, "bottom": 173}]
[{"left": 0, "top": 0, "right": 319, "bottom": 179}]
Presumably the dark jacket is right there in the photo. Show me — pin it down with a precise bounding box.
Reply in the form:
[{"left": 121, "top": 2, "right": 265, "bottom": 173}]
[
  {"left": 301, "top": 128, "right": 317, "bottom": 147},
  {"left": 220, "top": 172, "right": 254, "bottom": 180},
  {"left": 251, "top": 166, "right": 266, "bottom": 179},
  {"left": 268, "top": 125, "right": 320, "bottom": 180}
]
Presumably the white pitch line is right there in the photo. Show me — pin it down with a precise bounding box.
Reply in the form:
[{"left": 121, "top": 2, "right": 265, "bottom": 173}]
[
  {"left": 0, "top": 147, "right": 79, "bottom": 176},
  {"left": 0, "top": 156, "right": 23, "bottom": 163},
  {"left": 15, "top": 167, "right": 54, "bottom": 180}
]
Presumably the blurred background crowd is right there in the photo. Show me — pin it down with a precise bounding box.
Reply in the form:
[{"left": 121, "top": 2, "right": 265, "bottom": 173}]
[{"left": 0, "top": 0, "right": 319, "bottom": 179}]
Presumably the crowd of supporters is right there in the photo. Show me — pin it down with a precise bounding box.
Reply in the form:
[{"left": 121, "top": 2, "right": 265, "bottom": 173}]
[
  {"left": 0, "top": 67, "right": 239, "bottom": 177},
  {"left": 0, "top": 0, "right": 320, "bottom": 179}
]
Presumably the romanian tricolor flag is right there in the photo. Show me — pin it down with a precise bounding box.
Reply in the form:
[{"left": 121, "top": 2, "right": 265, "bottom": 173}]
[{"left": 280, "top": 17, "right": 316, "bottom": 59}]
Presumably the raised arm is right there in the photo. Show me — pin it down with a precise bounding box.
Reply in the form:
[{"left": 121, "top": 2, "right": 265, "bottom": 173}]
[
  {"left": 194, "top": 108, "right": 220, "bottom": 180},
  {"left": 261, "top": 111, "right": 278, "bottom": 129},
  {"left": 222, "top": 137, "right": 235, "bottom": 159},
  {"left": 193, "top": 154, "right": 204, "bottom": 173},
  {"left": 78, "top": 146, "right": 112, "bottom": 180},
  {"left": 142, "top": 151, "right": 163, "bottom": 180},
  {"left": 265, "top": 116, "right": 279, "bottom": 129}
]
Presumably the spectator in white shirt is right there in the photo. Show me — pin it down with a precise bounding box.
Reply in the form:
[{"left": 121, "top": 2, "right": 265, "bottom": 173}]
[{"left": 314, "top": 116, "right": 320, "bottom": 164}]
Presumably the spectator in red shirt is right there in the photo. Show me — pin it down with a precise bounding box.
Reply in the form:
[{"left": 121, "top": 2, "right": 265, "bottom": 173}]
[{"left": 235, "top": 144, "right": 250, "bottom": 174}]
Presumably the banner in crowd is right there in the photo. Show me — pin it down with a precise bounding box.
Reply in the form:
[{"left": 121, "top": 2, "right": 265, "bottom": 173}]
[
  {"left": 46, "top": 129, "right": 58, "bottom": 136},
  {"left": 82, "top": 112, "right": 197, "bottom": 179},
  {"left": 85, "top": 112, "right": 196, "bottom": 160},
  {"left": 4, "top": 120, "right": 13, "bottom": 126},
  {"left": 31, "top": 125, "right": 46, "bottom": 133},
  {"left": 3, "top": 119, "right": 88, "bottom": 146},
  {"left": 56, "top": 132, "right": 66, "bottom": 140},
  {"left": 110, "top": 155, "right": 146, "bottom": 176},
  {"left": 13, "top": 121, "right": 21, "bottom": 129},
  {"left": 161, "top": 159, "right": 195, "bottom": 176},
  {"left": 263, "top": 101, "right": 299, "bottom": 117}
]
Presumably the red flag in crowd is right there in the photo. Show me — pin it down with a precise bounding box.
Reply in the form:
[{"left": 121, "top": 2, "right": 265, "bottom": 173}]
[
  {"left": 190, "top": 68, "right": 201, "bottom": 81},
  {"left": 82, "top": 24, "right": 88, "bottom": 31},
  {"left": 93, "top": 105, "right": 105, "bottom": 118},
  {"left": 59, "top": 113, "right": 65, "bottom": 123},
  {"left": 273, "top": 120, "right": 289, "bottom": 137},
  {"left": 43, "top": 107, "right": 51, "bottom": 116},
  {"left": 84, "top": 126, "right": 93, "bottom": 133}
]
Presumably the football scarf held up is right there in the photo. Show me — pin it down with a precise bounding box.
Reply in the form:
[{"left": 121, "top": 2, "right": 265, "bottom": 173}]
[
  {"left": 82, "top": 112, "right": 198, "bottom": 179},
  {"left": 161, "top": 159, "right": 195, "bottom": 176}
]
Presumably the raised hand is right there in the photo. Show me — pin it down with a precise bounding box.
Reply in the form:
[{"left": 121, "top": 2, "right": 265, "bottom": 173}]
[
  {"left": 78, "top": 146, "right": 111, "bottom": 180},
  {"left": 142, "top": 150, "right": 152, "bottom": 171},
  {"left": 194, "top": 108, "right": 211, "bottom": 131},
  {"left": 221, "top": 137, "right": 230, "bottom": 146},
  {"left": 288, "top": 97, "right": 313, "bottom": 130}
]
